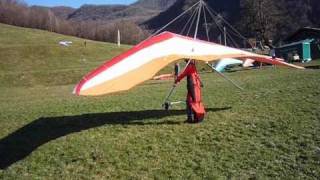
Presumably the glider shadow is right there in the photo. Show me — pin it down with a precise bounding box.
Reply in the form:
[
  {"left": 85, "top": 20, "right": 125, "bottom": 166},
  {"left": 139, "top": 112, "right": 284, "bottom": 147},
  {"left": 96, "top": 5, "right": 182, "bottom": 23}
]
[
  {"left": 305, "top": 65, "right": 320, "bottom": 69},
  {"left": 0, "top": 107, "right": 231, "bottom": 169}
]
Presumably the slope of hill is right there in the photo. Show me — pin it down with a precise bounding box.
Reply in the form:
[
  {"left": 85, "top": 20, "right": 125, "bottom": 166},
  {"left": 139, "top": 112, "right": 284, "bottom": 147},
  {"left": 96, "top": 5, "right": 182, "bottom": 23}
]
[
  {"left": 50, "top": 6, "right": 76, "bottom": 19},
  {"left": 67, "top": 4, "right": 128, "bottom": 21},
  {"left": 100, "top": 5, "right": 161, "bottom": 23},
  {"left": 132, "top": 0, "right": 177, "bottom": 11},
  {"left": 143, "top": 0, "right": 319, "bottom": 42},
  {"left": 143, "top": 0, "right": 240, "bottom": 38},
  {"left": 0, "top": 23, "right": 130, "bottom": 87},
  {"left": 66, "top": 0, "right": 178, "bottom": 23}
]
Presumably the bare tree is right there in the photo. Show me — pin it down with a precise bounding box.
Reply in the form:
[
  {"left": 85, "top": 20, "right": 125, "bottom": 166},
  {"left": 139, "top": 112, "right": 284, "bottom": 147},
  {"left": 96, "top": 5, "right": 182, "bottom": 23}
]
[
  {"left": 0, "top": 0, "right": 149, "bottom": 44},
  {"left": 239, "top": 0, "right": 283, "bottom": 44}
]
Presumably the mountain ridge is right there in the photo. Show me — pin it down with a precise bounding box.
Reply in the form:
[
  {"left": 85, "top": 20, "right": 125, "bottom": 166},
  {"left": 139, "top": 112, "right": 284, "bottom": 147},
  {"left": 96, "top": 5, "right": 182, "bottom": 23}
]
[{"left": 65, "top": 0, "right": 178, "bottom": 23}]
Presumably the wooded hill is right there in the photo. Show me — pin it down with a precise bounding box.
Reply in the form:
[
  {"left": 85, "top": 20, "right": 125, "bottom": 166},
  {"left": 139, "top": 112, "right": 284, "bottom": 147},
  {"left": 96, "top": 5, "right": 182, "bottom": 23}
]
[
  {"left": 145, "top": 0, "right": 320, "bottom": 45},
  {"left": 0, "top": 0, "right": 319, "bottom": 45},
  {"left": 64, "top": 0, "right": 176, "bottom": 23}
]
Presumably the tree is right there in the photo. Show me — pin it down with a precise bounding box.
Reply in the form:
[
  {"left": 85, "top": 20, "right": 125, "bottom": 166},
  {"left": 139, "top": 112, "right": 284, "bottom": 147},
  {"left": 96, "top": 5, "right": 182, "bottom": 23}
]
[
  {"left": 239, "top": 0, "right": 285, "bottom": 45},
  {"left": 308, "top": 0, "right": 319, "bottom": 27}
]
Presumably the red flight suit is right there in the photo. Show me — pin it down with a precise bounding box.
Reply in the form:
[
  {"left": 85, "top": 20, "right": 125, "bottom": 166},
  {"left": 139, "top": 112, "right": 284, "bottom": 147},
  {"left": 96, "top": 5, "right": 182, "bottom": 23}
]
[{"left": 175, "top": 62, "right": 205, "bottom": 122}]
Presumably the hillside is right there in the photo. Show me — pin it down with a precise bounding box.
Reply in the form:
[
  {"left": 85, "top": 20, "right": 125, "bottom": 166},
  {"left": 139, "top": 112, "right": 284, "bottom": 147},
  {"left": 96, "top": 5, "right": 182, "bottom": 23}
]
[
  {"left": 50, "top": 6, "right": 76, "bottom": 19},
  {"left": 1, "top": 0, "right": 319, "bottom": 46},
  {"left": 99, "top": 5, "right": 161, "bottom": 23},
  {"left": 143, "top": 0, "right": 240, "bottom": 39},
  {"left": 143, "top": 0, "right": 319, "bottom": 42},
  {"left": 66, "top": 0, "right": 178, "bottom": 23},
  {"left": 144, "top": 0, "right": 241, "bottom": 29},
  {"left": 132, "top": 0, "right": 177, "bottom": 11},
  {"left": 67, "top": 4, "right": 128, "bottom": 21},
  {"left": 0, "top": 23, "right": 130, "bottom": 87}
]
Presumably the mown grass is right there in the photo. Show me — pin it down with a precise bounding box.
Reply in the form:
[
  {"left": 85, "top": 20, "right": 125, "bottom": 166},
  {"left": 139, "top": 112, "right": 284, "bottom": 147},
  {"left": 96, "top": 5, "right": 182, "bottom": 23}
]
[
  {"left": 0, "top": 23, "right": 130, "bottom": 87},
  {"left": 0, "top": 24, "right": 319, "bottom": 179}
]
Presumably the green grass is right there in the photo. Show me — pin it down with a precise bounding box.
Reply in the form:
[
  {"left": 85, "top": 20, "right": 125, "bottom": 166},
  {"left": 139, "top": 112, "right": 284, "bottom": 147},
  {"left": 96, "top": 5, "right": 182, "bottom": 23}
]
[
  {"left": 0, "top": 24, "right": 320, "bottom": 179},
  {"left": 0, "top": 23, "right": 130, "bottom": 87}
]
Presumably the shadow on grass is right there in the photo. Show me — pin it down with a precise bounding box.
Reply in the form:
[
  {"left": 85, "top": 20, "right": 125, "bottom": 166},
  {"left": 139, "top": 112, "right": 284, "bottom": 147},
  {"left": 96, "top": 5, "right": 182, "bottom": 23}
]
[
  {"left": 0, "top": 107, "right": 231, "bottom": 169},
  {"left": 305, "top": 65, "right": 320, "bottom": 69}
]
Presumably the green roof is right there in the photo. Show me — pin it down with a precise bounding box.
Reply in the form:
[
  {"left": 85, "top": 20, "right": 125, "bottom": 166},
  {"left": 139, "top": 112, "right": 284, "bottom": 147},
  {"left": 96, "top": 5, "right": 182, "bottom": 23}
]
[{"left": 278, "top": 39, "right": 314, "bottom": 48}]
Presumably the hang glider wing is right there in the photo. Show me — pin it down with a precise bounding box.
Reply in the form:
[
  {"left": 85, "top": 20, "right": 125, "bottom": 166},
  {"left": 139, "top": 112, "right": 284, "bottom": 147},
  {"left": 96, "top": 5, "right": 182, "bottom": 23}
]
[{"left": 74, "top": 31, "right": 304, "bottom": 96}]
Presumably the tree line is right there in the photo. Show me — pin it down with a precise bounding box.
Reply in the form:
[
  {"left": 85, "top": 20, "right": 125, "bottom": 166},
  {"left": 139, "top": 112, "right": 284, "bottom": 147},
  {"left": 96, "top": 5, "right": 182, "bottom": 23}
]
[
  {"left": 0, "top": 0, "right": 148, "bottom": 44},
  {"left": 1, "top": 0, "right": 319, "bottom": 46}
]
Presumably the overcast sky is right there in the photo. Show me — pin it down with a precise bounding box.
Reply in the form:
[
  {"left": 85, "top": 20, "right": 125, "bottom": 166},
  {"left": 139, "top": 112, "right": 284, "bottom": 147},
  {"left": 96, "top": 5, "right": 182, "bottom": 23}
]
[{"left": 24, "top": 0, "right": 138, "bottom": 8}]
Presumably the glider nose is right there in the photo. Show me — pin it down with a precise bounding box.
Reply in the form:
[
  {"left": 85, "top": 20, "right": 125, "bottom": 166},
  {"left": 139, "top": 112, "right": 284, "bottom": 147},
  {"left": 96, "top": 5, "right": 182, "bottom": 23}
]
[
  {"left": 73, "top": 83, "right": 82, "bottom": 96},
  {"left": 72, "top": 86, "right": 77, "bottom": 95},
  {"left": 72, "top": 85, "right": 78, "bottom": 95}
]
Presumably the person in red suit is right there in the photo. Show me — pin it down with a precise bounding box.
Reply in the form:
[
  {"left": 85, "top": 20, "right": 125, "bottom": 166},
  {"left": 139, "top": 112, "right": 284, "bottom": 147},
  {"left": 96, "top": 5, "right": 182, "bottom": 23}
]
[{"left": 175, "top": 60, "right": 205, "bottom": 123}]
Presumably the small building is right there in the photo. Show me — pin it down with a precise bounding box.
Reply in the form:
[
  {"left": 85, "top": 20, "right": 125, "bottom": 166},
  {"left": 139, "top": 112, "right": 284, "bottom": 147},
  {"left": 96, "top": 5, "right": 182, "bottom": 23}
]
[
  {"left": 275, "top": 39, "right": 313, "bottom": 63},
  {"left": 280, "top": 27, "right": 320, "bottom": 60}
]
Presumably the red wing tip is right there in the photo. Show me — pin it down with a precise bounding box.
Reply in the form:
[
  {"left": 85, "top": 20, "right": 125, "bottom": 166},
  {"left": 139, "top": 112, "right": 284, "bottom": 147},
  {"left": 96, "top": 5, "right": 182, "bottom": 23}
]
[{"left": 73, "top": 84, "right": 81, "bottom": 96}]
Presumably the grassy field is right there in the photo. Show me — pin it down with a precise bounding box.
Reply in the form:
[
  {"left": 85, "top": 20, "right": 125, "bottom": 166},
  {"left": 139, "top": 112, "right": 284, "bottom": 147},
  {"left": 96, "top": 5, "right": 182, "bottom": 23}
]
[
  {"left": 0, "top": 23, "right": 320, "bottom": 179},
  {"left": 0, "top": 23, "right": 130, "bottom": 87}
]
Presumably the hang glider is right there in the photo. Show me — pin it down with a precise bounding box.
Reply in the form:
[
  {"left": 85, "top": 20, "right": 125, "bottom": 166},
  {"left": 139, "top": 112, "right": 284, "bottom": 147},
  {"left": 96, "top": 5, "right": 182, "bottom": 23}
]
[
  {"left": 74, "top": 31, "right": 303, "bottom": 96},
  {"left": 214, "top": 58, "right": 244, "bottom": 72},
  {"left": 213, "top": 58, "right": 256, "bottom": 72}
]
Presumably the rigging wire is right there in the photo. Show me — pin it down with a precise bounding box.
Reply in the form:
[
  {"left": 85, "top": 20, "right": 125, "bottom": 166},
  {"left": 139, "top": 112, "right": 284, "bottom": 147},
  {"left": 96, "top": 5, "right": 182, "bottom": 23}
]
[
  {"left": 144, "top": 0, "right": 250, "bottom": 49},
  {"left": 202, "top": 4, "right": 210, "bottom": 42},
  {"left": 203, "top": 1, "right": 247, "bottom": 40},
  {"left": 147, "top": 1, "right": 201, "bottom": 39},
  {"left": 226, "top": 29, "right": 240, "bottom": 48},
  {"left": 186, "top": 5, "right": 200, "bottom": 37},
  {"left": 202, "top": 1, "right": 252, "bottom": 48},
  {"left": 203, "top": 4, "right": 225, "bottom": 42},
  {"left": 193, "top": 0, "right": 203, "bottom": 39},
  {"left": 202, "top": 3, "right": 240, "bottom": 48},
  {"left": 180, "top": 4, "right": 199, "bottom": 35}
]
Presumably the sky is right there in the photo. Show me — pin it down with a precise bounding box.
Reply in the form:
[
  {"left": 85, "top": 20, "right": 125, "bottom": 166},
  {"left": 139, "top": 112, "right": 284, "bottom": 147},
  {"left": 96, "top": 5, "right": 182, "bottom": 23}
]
[{"left": 24, "top": 0, "right": 138, "bottom": 8}]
